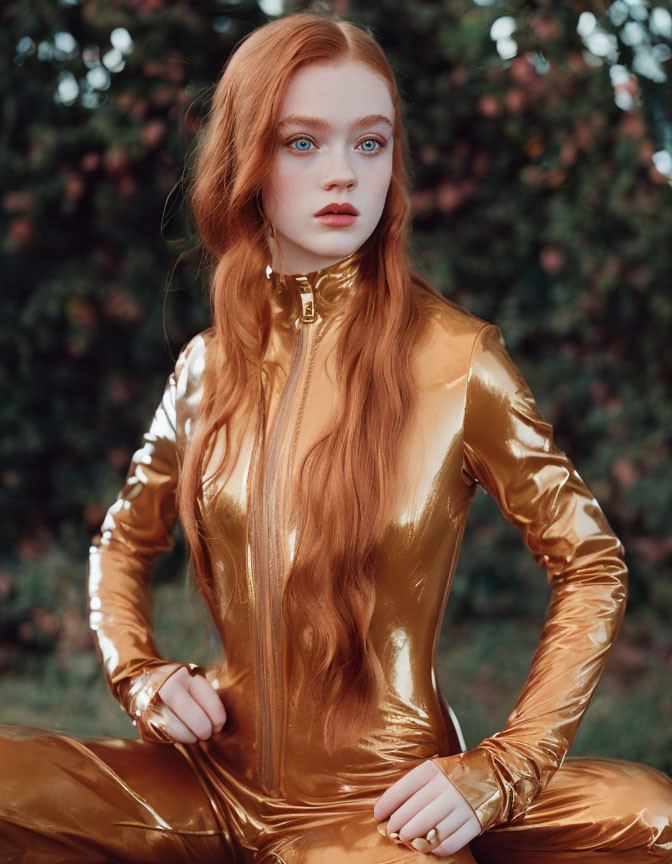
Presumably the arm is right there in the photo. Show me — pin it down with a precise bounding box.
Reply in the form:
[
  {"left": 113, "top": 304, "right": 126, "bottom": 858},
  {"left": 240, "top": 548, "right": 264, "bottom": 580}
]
[
  {"left": 431, "top": 322, "right": 628, "bottom": 832},
  {"left": 87, "top": 341, "right": 205, "bottom": 742}
]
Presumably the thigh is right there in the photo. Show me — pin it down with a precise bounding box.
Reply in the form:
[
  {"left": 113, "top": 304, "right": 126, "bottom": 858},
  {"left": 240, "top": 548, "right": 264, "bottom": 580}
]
[
  {"left": 257, "top": 809, "right": 479, "bottom": 864},
  {"left": 0, "top": 722, "right": 233, "bottom": 864},
  {"left": 470, "top": 756, "right": 672, "bottom": 863}
]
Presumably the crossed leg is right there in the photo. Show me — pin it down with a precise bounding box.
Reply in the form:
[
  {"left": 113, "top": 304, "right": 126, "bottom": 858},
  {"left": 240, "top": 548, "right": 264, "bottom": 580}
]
[
  {"left": 0, "top": 723, "right": 234, "bottom": 864},
  {"left": 2, "top": 726, "right": 670, "bottom": 864},
  {"left": 262, "top": 756, "right": 672, "bottom": 864}
]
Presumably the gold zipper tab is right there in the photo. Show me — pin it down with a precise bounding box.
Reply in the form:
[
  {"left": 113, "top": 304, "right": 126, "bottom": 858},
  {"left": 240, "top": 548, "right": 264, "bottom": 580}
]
[{"left": 298, "top": 285, "right": 316, "bottom": 324}]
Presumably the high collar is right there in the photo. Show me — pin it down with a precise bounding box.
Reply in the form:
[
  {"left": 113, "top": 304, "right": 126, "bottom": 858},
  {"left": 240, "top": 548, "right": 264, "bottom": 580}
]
[{"left": 265, "top": 250, "right": 362, "bottom": 326}]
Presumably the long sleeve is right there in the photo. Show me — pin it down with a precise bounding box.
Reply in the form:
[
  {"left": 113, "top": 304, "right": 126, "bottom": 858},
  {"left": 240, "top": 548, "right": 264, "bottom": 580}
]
[
  {"left": 87, "top": 341, "right": 205, "bottom": 742},
  {"left": 431, "top": 322, "right": 628, "bottom": 832}
]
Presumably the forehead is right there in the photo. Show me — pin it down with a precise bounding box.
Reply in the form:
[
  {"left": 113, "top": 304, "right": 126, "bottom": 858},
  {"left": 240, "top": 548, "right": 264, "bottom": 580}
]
[{"left": 278, "top": 60, "right": 394, "bottom": 126}]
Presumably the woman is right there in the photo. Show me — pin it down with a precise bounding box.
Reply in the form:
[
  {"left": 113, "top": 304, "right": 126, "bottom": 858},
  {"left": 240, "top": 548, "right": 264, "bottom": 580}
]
[{"left": 1, "top": 10, "right": 671, "bottom": 864}]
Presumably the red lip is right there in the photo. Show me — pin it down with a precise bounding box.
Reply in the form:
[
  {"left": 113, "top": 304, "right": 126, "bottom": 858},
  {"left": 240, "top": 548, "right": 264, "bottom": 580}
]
[{"left": 315, "top": 202, "right": 360, "bottom": 216}]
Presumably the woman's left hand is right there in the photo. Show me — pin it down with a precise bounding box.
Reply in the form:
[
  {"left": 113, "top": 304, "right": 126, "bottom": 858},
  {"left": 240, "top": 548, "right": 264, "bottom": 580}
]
[{"left": 373, "top": 759, "right": 482, "bottom": 856}]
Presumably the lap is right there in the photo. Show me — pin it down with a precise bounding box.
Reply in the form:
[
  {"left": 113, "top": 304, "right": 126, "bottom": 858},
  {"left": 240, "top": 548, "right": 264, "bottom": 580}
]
[
  {"left": 0, "top": 723, "right": 230, "bottom": 864},
  {"left": 258, "top": 809, "right": 477, "bottom": 864},
  {"left": 263, "top": 756, "right": 672, "bottom": 864},
  {"left": 471, "top": 755, "right": 672, "bottom": 863}
]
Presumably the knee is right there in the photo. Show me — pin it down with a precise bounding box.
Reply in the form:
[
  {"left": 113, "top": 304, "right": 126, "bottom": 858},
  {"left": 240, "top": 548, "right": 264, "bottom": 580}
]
[{"left": 592, "top": 758, "right": 672, "bottom": 853}]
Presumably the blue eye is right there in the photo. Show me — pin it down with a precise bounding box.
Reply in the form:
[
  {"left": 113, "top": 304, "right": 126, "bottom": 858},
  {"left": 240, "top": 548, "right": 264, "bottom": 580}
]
[
  {"left": 284, "top": 136, "right": 385, "bottom": 155},
  {"left": 290, "top": 138, "right": 313, "bottom": 152}
]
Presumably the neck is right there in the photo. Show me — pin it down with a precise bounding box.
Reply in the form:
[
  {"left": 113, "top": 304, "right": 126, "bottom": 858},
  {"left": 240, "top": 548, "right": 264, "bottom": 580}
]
[{"left": 266, "top": 249, "right": 362, "bottom": 326}]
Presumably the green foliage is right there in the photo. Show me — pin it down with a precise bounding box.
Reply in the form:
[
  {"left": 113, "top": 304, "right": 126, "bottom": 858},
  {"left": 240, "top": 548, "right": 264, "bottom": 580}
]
[
  {"left": 0, "top": 0, "right": 270, "bottom": 558},
  {"left": 0, "top": 0, "right": 670, "bottom": 762}
]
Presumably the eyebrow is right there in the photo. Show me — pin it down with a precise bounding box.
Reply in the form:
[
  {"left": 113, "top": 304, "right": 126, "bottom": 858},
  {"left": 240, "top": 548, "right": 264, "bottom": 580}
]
[{"left": 277, "top": 114, "right": 394, "bottom": 132}]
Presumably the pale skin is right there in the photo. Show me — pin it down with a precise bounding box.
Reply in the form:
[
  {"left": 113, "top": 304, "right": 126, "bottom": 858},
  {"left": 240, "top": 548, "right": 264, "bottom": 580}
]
[{"left": 153, "top": 56, "right": 482, "bottom": 856}]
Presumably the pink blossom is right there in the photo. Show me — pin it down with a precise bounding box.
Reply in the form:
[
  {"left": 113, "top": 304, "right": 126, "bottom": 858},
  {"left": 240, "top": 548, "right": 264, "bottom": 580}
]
[
  {"left": 539, "top": 245, "right": 565, "bottom": 273},
  {"left": 477, "top": 94, "right": 501, "bottom": 118},
  {"left": 9, "top": 217, "right": 32, "bottom": 245}
]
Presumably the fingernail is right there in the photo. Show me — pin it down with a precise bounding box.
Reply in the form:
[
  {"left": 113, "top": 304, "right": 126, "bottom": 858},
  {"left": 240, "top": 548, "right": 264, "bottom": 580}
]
[{"left": 376, "top": 821, "right": 388, "bottom": 837}]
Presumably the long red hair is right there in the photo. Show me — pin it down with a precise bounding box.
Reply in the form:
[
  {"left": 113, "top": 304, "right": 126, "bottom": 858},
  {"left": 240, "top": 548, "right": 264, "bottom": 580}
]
[{"left": 179, "top": 10, "right": 443, "bottom": 754}]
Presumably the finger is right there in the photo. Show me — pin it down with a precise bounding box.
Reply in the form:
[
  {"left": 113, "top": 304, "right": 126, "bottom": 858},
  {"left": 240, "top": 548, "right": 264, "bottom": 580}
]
[
  {"left": 387, "top": 773, "right": 444, "bottom": 835},
  {"left": 187, "top": 674, "right": 227, "bottom": 731},
  {"left": 163, "top": 686, "right": 216, "bottom": 740},
  {"left": 431, "top": 819, "right": 481, "bottom": 857},
  {"left": 373, "top": 760, "right": 436, "bottom": 822},
  {"left": 156, "top": 669, "right": 215, "bottom": 739},
  {"left": 410, "top": 811, "right": 468, "bottom": 853},
  {"left": 157, "top": 666, "right": 193, "bottom": 703},
  {"left": 398, "top": 787, "right": 463, "bottom": 845},
  {"left": 160, "top": 703, "right": 199, "bottom": 744}
]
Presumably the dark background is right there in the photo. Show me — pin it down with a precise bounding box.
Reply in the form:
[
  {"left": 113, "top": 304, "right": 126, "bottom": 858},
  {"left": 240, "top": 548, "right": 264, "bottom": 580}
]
[{"left": 1, "top": 0, "right": 671, "bottom": 770}]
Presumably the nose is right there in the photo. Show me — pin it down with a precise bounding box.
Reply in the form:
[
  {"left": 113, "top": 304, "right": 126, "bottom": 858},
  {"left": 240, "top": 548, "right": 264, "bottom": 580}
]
[{"left": 321, "top": 146, "right": 358, "bottom": 191}]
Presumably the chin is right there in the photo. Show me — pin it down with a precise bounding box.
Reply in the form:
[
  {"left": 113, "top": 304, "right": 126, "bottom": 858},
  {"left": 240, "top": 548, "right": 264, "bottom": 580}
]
[
  {"left": 278, "top": 230, "right": 366, "bottom": 267},
  {"left": 309, "top": 236, "right": 364, "bottom": 256}
]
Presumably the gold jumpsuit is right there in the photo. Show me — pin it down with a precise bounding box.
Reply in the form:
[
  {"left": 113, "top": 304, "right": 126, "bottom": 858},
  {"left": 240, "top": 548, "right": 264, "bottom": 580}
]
[{"left": 1, "top": 251, "right": 671, "bottom": 864}]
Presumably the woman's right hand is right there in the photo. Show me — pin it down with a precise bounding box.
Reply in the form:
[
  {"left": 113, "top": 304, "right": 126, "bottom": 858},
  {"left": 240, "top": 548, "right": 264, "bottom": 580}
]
[{"left": 155, "top": 663, "right": 228, "bottom": 744}]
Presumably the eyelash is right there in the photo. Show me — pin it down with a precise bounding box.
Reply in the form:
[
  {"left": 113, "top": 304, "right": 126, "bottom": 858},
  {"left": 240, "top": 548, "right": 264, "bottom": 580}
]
[{"left": 283, "top": 135, "right": 387, "bottom": 156}]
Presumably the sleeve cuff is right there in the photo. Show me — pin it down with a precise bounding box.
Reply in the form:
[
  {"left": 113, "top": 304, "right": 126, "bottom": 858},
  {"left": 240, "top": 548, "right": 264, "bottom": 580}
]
[
  {"left": 430, "top": 748, "right": 505, "bottom": 833},
  {"left": 125, "top": 662, "right": 208, "bottom": 744}
]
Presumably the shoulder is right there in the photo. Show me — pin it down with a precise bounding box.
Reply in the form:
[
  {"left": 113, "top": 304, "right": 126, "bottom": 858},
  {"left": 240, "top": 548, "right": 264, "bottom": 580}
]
[
  {"left": 170, "top": 328, "right": 214, "bottom": 443},
  {"left": 424, "top": 293, "right": 490, "bottom": 336},
  {"left": 175, "top": 327, "right": 214, "bottom": 380},
  {"left": 173, "top": 327, "right": 214, "bottom": 407},
  {"left": 415, "top": 287, "right": 496, "bottom": 373}
]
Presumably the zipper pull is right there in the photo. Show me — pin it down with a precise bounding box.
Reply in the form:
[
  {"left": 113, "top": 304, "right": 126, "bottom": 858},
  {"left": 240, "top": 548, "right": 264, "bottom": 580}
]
[{"left": 298, "top": 285, "right": 317, "bottom": 324}]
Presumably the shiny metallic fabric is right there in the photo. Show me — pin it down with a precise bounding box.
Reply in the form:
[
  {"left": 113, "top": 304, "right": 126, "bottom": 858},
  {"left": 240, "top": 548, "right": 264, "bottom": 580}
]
[{"left": 1, "top": 252, "right": 671, "bottom": 863}]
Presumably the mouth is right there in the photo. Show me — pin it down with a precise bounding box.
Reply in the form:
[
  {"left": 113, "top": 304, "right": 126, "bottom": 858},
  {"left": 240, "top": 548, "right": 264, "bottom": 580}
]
[{"left": 315, "top": 203, "right": 360, "bottom": 216}]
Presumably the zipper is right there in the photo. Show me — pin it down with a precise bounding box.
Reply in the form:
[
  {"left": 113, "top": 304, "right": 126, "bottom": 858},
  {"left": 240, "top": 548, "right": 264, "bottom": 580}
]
[{"left": 248, "top": 279, "right": 323, "bottom": 793}]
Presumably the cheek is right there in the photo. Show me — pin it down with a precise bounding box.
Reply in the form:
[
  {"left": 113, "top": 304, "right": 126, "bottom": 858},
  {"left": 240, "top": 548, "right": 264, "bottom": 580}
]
[
  {"left": 370, "top": 162, "right": 393, "bottom": 210},
  {"left": 261, "top": 174, "right": 281, "bottom": 216},
  {"left": 263, "top": 156, "right": 289, "bottom": 200},
  {"left": 273, "top": 155, "right": 309, "bottom": 193}
]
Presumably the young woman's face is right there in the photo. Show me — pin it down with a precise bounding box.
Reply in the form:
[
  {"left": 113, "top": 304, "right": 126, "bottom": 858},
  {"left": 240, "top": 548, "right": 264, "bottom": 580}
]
[{"left": 262, "top": 59, "right": 395, "bottom": 274}]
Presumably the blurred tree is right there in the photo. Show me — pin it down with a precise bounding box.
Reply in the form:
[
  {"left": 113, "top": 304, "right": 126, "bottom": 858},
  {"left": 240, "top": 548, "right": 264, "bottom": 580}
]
[
  {"left": 0, "top": 0, "right": 670, "bottom": 682},
  {"left": 0, "top": 0, "right": 270, "bottom": 664},
  {"left": 0, "top": 0, "right": 269, "bottom": 562}
]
